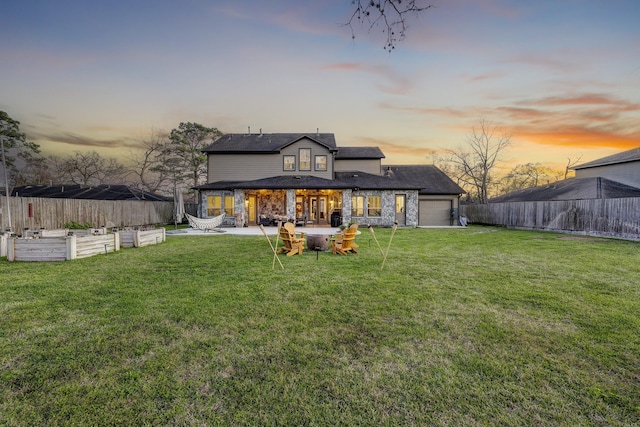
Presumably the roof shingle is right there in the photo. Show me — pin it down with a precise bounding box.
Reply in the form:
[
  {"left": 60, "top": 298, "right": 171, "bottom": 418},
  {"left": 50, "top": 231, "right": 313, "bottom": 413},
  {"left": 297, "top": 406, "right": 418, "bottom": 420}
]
[
  {"left": 12, "top": 185, "right": 170, "bottom": 201},
  {"left": 489, "top": 177, "right": 640, "bottom": 202},
  {"left": 573, "top": 146, "right": 640, "bottom": 169},
  {"left": 382, "top": 165, "right": 466, "bottom": 194},
  {"left": 335, "top": 147, "right": 385, "bottom": 159},
  {"left": 203, "top": 133, "right": 337, "bottom": 153}
]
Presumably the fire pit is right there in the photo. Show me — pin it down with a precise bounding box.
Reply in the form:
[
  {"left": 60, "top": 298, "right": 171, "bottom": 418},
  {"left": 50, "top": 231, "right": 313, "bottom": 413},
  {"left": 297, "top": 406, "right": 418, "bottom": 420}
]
[{"left": 306, "top": 234, "right": 329, "bottom": 251}]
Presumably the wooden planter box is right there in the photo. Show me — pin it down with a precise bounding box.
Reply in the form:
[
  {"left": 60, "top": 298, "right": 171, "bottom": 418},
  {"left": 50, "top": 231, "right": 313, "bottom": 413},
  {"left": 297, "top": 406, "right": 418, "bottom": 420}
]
[
  {"left": 24, "top": 228, "right": 107, "bottom": 238},
  {"left": 1, "top": 233, "right": 8, "bottom": 258},
  {"left": 119, "top": 228, "right": 166, "bottom": 248},
  {"left": 7, "top": 233, "right": 120, "bottom": 262}
]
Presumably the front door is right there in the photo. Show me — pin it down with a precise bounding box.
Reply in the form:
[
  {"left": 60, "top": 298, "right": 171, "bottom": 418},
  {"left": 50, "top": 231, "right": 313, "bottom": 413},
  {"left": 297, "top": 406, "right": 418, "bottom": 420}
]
[
  {"left": 309, "top": 196, "right": 328, "bottom": 224},
  {"left": 247, "top": 195, "right": 256, "bottom": 225},
  {"left": 395, "top": 195, "right": 406, "bottom": 226}
]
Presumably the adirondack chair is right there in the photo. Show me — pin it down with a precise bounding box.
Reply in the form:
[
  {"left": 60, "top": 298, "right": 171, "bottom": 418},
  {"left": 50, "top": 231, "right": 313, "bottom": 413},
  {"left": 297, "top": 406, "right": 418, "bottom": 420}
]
[
  {"left": 332, "top": 223, "right": 358, "bottom": 255},
  {"left": 277, "top": 222, "right": 305, "bottom": 256}
]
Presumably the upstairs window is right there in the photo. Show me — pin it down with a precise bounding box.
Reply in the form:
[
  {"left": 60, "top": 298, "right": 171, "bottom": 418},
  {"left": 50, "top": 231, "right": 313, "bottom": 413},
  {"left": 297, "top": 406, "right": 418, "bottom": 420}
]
[
  {"left": 315, "top": 155, "right": 327, "bottom": 171},
  {"left": 283, "top": 155, "right": 296, "bottom": 171},
  {"left": 299, "top": 148, "right": 311, "bottom": 171}
]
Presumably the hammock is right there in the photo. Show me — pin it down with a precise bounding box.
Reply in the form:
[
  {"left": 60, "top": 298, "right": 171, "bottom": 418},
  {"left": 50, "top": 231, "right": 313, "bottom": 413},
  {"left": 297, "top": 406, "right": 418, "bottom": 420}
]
[{"left": 185, "top": 213, "right": 226, "bottom": 232}]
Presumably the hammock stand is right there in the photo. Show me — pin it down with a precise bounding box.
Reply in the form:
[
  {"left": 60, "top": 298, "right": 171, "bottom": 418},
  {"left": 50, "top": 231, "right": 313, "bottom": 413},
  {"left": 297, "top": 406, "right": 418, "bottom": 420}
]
[{"left": 185, "top": 213, "right": 226, "bottom": 232}]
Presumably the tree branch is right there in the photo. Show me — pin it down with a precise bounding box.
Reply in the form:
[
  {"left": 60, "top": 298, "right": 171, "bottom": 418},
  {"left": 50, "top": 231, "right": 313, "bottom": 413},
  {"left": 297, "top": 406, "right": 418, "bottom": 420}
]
[{"left": 346, "top": 0, "right": 432, "bottom": 50}]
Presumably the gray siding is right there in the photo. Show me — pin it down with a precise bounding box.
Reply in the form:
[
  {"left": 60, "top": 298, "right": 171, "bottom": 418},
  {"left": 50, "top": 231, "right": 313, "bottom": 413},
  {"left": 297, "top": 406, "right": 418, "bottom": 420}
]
[
  {"left": 281, "top": 140, "right": 333, "bottom": 179},
  {"left": 334, "top": 159, "right": 381, "bottom": 175},
  {"left": 207, "top": 138, "right": 333, "bottom": 181},
  {"left": 575, "top": 161, "right": 640, "bottom": 189}
]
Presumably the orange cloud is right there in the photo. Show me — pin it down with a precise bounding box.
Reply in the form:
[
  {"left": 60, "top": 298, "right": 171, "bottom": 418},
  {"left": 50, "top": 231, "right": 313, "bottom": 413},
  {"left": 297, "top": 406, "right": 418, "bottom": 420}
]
[
  {"left": 380, "top": 89, "right": 640, "bottom": 153},
  {"left": 525, "top": 93, "right": 640, "bottom": 112},
  {"left": 514, "top": 126, "right": 640, "bottom": 151}
]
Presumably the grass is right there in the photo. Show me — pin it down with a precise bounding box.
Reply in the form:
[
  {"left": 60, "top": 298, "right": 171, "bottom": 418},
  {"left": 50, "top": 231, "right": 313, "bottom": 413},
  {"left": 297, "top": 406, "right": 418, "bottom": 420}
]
[{"left": 1, "top": 226, "right": 639, "bottom": 426}]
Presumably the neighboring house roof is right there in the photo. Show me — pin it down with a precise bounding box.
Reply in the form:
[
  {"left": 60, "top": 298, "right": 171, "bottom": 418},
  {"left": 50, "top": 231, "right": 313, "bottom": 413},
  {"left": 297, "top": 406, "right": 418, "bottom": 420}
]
[
  {"left": 202, "top": 132, "right": 338, "bottom": 154},
  {"left": 382, "top": 165, "right": 466, "bottom": 195},
  {"left": 335, "top": 147, "right": 385, "bottom": 159},
  {"left": 572, "top": 146, "right": 640, "bottom": 170},
  {"left": 12, "top": 184, "right": 170, "bottom": 201},
  {"left": 489, "top": 177, "right": 640, "bottom": 202}
]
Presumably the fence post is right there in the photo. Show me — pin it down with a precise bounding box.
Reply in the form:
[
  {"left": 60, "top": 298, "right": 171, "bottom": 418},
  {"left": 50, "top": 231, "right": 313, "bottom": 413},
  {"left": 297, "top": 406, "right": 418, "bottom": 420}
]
[
  {"left": 66, "top": 235, "right": 77, "bottom": 260},
  {"left": 0, "top": 233, "right": 7, "bottom": 258},
  {"left": 7, "top": 236, "right": 15, "bottom": 261}
]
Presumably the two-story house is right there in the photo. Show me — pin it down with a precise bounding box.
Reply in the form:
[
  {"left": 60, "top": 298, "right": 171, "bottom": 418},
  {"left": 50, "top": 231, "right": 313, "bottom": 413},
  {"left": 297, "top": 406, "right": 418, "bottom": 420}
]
[
  {"left": 194, "top": 132, "right": 464, "bottom": 227},
  {"left": 572, "top": 146, "right": 640, "bottom": 188},
  {"left": 489, "top": 146, "right": 640, "bottom": 203}
]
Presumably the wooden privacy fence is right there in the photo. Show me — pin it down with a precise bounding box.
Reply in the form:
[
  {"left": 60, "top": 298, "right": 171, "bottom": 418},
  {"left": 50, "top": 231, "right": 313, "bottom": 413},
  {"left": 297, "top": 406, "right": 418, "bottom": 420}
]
[
  {"left": 461, "top": 197, "right": 640, "bottom": 241},
  {"left": 6, "top": 233, "right": 120, "bottom": 262},
  {"left": 0, "top": 195, "right": 174, "bottom": 232}
]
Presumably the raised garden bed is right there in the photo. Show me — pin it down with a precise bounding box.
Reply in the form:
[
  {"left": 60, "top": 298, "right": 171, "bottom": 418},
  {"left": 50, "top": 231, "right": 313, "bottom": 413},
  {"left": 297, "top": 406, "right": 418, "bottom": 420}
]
[
  {"left": 6, "top": 233, "right": 120, "bottom": 262},
  {"left": 24, "top": 227, "right": 108, "bottom": 238},
  {"left": 119, "top": 228, "right": 165, "bottom": 248}
]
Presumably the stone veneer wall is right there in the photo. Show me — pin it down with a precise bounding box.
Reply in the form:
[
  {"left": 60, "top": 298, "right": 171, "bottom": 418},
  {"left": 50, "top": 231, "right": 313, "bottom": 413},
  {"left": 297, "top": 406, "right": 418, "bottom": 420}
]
[
  {"left": 199, "top": 188, "right": 419, "bottom": 227},
  {"left": 257, "top": 191, "right": 286, "bottom": 218},
  {"left": 405, "top": 191, "right": 419, "bottom": 227},
  {"left": 346, "top": 189, "right": 418, "bottom": 227}
]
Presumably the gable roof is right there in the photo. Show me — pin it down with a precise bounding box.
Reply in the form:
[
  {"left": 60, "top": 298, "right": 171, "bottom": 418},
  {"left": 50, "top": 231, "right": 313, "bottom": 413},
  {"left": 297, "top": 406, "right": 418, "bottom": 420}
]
[
  {"left": 573, "top": 146, "right": 640, "bottom": 170},
  {"left": 335, "top": 171, "right": 423, "bottom": 190},
  {"left": 202, "top": 133, "right": 337, "bottom": 154},
  {"left": 489, "top": 177, "right": 640, "bottom": 202},
  {"left": 335, "top": 147, "right": 385, "bottom": 159},
  {"left": 12, "top": 184, "right": 170, "bottom": 201},
  {"left": 382, "top": 165, "right": 466, "bottom": 195}
]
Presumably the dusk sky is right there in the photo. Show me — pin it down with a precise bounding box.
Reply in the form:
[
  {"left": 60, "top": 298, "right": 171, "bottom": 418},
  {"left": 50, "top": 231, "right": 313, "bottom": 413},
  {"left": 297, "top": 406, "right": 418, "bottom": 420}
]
[{"left": 2, "top": 0, "right": 639, "bottom": 175}]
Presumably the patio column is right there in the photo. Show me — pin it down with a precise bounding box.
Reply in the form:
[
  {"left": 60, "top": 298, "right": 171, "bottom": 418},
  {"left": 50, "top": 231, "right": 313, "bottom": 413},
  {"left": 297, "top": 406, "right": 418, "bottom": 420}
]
[
  {"left": 342, "top": 189, "right": 352, "bottom": 225},
  {"left": 234, "top": 190, "right": 245, "bottom": 227},
  {"left": 286, "top": 189, "right": 296, "bottom": 221}
]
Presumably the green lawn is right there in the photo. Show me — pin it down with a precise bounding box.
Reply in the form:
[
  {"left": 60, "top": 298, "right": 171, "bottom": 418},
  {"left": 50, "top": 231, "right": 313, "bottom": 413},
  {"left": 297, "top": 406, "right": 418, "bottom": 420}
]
[{"left": 1, "top": 226, "right": 639, "bottom": 426}]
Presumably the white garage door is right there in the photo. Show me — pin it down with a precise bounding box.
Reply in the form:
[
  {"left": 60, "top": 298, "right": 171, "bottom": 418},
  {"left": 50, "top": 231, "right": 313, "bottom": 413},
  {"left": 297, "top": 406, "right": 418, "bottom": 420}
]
[{"left": 419, "top": 200, "right": 452, "bottom": 226}]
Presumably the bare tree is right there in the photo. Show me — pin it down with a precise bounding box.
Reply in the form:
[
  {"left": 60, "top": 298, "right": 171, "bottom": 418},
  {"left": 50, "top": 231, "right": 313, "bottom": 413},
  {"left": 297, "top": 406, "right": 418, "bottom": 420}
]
[
  {"left": 347, "top": 0, "right": 433, "bottom": 50},
  {"left": 564, "top": 156, "right": 582, "bottom": 179},
  {"left": 499, "top": 162, "right": 563, "bottom": 195},
  {"left": 444, "top": 119, "right": 512, "bottom": 203},
  {"left": 56, "top": 151, "right": 128, "bottom": 186},
  {"left": 128, "top": 129, "right": 173, "bottom": 194}
]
